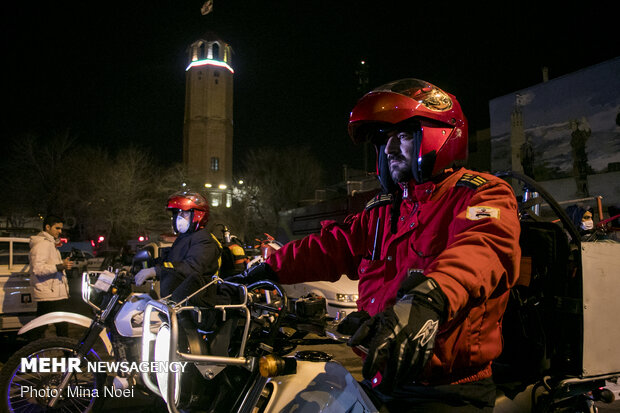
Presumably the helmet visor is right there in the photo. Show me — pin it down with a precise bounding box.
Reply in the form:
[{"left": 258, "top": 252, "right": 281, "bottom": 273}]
[
  {"left": 372, "top": 79, "right": 454, "bottom": 112},
  {"left": 361, "top": 118, "right": 422, "bottom": 146}
]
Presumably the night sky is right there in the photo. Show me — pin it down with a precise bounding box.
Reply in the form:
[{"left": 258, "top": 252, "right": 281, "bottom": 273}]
[{"left": 3, "top": 1, "right": 618, "bottom": 183}]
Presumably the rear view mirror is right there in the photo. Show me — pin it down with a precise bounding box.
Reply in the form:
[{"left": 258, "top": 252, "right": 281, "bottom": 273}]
[{"left": 133, "top": 249, "right": 153, "bottom": 267}]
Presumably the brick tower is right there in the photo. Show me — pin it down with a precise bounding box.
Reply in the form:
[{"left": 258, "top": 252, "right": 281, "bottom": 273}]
[{"left": 183, "top": 33, "right": 233, "bottom": 208}]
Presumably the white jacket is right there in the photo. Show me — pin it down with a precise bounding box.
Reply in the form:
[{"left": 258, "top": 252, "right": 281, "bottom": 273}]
[{"left": 29, "top": 231, "right": 70, "bottom": 301}]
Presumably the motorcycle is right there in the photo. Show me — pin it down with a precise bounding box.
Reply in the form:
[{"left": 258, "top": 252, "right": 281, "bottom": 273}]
[
  {"left": 140, "top": 172, "right": 620, "bottom": 413},
  {"left": 140, "top": 276, "right": 619, "bottom": 413},
  {"left": 140, "top": 275, "right": 377, "bottom": 412},
  {"left": 3, "top": 169, "right": 618, "bottom": 412},
  {"left": 0, "top": 250, "right": 159, "bottom": 412}
]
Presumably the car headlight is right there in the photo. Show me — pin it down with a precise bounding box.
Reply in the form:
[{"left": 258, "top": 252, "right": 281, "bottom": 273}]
[
  {"left": 154, "top": 324, "right": 180, "bottom": 405},
  {"left": 336, "top": 293, "right": 358, "bottom": 303}
]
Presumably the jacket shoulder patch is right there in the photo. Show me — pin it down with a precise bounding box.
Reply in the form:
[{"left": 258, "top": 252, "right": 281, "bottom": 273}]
[
  {"left": 456, "top": 173, "right": 488, "bottom": 190},
  {"left": 365, "top": 193, "right": 393, "bottom": 211},
  {"left": 466, "top": 206, "right": 500, "bottom": 220}
]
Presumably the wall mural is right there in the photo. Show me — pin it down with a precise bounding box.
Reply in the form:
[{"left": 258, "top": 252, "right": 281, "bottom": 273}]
[{"left": 489, "top": 57, "right": 620, "bottom": 199}]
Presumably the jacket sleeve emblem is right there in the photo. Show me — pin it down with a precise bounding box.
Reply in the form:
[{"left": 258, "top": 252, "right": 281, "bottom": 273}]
[
  {"left": 365, "top": 193, "right": 393, "bottom": 211},
  {"left": 456, "top": 173, "right": 488, "bottom": 190},
  {"left": 466, "top": 206, "right": 500, "bottom": 220}
]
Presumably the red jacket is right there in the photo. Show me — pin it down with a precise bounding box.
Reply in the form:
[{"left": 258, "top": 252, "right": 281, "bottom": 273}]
[{"left": 267, "top": 168, "right": 521, "bottom": 384}]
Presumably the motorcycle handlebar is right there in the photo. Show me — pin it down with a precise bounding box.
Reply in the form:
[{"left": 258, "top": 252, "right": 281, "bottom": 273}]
[{"left": 247, "top": 279, "right": 289, "bottom": 311}]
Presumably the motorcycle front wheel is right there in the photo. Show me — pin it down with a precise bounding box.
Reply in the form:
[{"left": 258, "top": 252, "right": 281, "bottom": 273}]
[{"left": 0, "top": 337, "right": 104, "bottom": 413}]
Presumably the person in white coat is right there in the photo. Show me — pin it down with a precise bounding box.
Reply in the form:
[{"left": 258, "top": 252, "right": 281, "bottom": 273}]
[{"left": 29, "top": 215, "right": 74, "bottom": 336}]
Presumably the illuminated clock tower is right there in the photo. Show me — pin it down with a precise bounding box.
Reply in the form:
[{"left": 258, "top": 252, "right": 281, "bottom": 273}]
[{"left": 183, "top": 33, "right": 234, "bottom": 208}]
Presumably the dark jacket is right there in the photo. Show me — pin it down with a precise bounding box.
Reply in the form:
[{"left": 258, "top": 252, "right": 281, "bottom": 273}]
[{"left": 156, "top": 229, "right": 222, "bottom": 300}]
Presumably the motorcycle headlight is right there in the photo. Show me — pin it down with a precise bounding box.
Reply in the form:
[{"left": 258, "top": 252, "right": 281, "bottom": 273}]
[
  {"left": 82, "top": 271, "right": 117, "bottom": 310},
  {"left": 92, "top": 270, "right": 116, "bottom": 292},
  {"left": 154, "top": 324, "right": 180, "bottom": 405},
  {"left": 81, "top": 271, "right": 91, "bottom": 304}
]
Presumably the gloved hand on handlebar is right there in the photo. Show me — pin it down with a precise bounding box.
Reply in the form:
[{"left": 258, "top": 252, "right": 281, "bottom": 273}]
[
  {"left": 336, "top": 310, "right": 370, "bottom": 335},
  {"left": 225, "top": 262, "right": 279, "bottom": 285},
  {"left": 135, "top": 267, "right": 156, "bottom": 286},
  {"left": 348, "top": 273, "right": 447, "bottom": 388}
]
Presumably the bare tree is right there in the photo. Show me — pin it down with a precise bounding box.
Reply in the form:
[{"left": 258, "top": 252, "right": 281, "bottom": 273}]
[
  {"left": 1, "top": 132, "right": 75, "bottom": 217},
  {"left": 86, "top": 147, "right": 164, "bottom": 246},
  {"left": 0, "top": 135, "right": 170, "bottom": 246},
  {"left": 229, "top": 146, "right": 324, "bottom": 239}
]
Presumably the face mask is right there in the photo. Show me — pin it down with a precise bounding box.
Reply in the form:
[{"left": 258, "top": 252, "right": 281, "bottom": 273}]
[
  {"left": 580, "top": 219, "right": 593, "bottom": 231},
  {"left": 176, "top": 215, "right": 191, "bottom": 233}
]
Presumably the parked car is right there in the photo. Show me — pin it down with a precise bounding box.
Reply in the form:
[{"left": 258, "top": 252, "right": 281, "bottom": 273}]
[
  {"left": 283, "top": 274, "right": 359, "bottom": 320},
  {"left": 58, "top": 241, "right": 97, "bottom": 277},
  {"left": 0, "top": 228, "right": 39, "bottom": 238},
  {"left": 0, "top": 237, "right": 37, "bottom": 333},
  {"left": 247, "top": 235, "right": 360, "bottom": 320}
]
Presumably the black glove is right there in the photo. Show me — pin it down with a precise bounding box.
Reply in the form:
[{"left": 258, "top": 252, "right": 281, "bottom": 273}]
[
  {"left": 225, "top": 262, "right": 279, "bottom": 285},
  {"left": 348, "top": 275, "right": 447, "bottom": 388},
  {"left": 336, "top": 310, "right": 370, "bottom": 335}
]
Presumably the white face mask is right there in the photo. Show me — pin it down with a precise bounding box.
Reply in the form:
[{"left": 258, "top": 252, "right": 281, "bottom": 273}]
[
  {"left": 580, "top": 219, "right": 594, "bottom": 231},
  {"left": 176, "top": 215, "right": 191, "bottom": 233}
]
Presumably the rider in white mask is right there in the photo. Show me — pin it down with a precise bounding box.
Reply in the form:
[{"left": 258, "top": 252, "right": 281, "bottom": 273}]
[
  {"left": 175, "top": 210, "right": 192, "bottom": 234},
  {"left": 566, "top": 205, "right": 595, "bottom": 237},
  {"left": 134, "top": 191, "right": 221, "bottom": 301},
  {"left": 580, "top": 210, "right": 594, "bottom": 231}
]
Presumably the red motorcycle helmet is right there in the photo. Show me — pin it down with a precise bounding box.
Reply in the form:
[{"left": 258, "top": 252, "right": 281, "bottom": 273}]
[
  {"left": 167, "top": 191, "right": 209, "bottom": 233},
  {"left": 348, "top": 78, "right": 468, "bottom": 185}
]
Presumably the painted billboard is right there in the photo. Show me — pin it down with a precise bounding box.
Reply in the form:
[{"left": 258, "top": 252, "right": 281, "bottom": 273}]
[{"left": 489, "top": 57, "right": 620, "bottom": 201}]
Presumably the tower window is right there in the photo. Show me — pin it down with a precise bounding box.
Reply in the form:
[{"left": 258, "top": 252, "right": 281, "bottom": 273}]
[
  {"left": 211, "top": 157, "right": 220, "bottom": 171},
  {"left": 214, "top": 71, "right": 220, "bottom": 77},
  {"left": 210, "top": 192, "right": 221, "bottom": 207}
]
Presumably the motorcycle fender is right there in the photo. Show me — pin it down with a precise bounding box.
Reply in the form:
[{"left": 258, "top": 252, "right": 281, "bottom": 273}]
[
  {"left": 17, "top": 311, "right": 114, "bottom": 355},
  {"left": 264, "top": 360, "right": 376, "bottom": 412}
]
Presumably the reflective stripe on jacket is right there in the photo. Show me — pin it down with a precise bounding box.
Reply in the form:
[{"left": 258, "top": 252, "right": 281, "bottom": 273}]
[{"left": 155, "top": 229, "right": 222, "bottom": 294}]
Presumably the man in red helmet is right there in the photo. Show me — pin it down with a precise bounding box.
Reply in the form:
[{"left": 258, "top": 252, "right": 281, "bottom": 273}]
[
  {"left": 135, "top": 191, "right": 222, "bottom": 302},
  {"left": 232, "top": 79, "right": 520, "bottom": 412}
]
